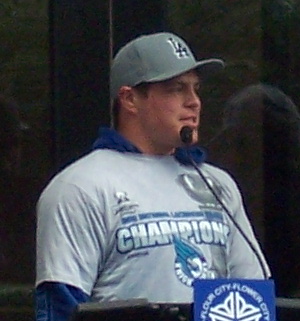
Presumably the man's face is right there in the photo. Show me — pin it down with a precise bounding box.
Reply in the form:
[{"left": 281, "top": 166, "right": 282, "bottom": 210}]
[{"left": 133, "top": 70, "right": 201, "bottom": 154}]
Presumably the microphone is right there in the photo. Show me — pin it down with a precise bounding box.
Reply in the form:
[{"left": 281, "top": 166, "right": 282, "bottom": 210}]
[
  {"left": 180, "top": 126, "right": 193, "bottom": 145},
  {"left": 180, "top": 126, "right": 269, "bottom": 279}
]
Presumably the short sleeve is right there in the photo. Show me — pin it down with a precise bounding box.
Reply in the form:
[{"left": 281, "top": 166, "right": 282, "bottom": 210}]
[{"left": 36, "top": 180, "right": 107, "bottom": 295}]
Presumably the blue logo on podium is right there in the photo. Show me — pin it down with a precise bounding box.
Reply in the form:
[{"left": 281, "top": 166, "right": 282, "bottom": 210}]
[{"left": 193, "top": 279, "right": 275, "bottom": 321}]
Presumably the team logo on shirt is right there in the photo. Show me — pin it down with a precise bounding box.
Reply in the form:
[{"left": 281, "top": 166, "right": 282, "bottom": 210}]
[
  {"left": 113, "top": 191, "right": 139, "bottom": 215},
  {"left": 174, "top": 236, "right": 216, "bottom": 286}
]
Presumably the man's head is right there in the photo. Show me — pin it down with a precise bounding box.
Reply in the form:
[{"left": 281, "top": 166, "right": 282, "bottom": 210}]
[{"left": 110, "top": 32, "right": 224, "bottom": 154}]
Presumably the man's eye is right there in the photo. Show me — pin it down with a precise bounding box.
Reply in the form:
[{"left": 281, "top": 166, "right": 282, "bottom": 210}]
[
  {"left": 170, "top": 86, "right": 183, "bottom": 92},
  {"left": 195, "top": 88, "right": 202, "bottom": 96}
]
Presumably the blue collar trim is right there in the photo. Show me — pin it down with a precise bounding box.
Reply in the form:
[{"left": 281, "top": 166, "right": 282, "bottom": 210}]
[{"left": 92, "top": 127, "right": 206, "bottom": 166}]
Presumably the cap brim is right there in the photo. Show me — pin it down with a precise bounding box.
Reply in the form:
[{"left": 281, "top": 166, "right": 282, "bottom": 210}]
[
  {"left": 194, "top": 58, "right": 225, "bottom": 77},
  {"left": 144, "top": 58, "right": 225, "bottom": 84}
]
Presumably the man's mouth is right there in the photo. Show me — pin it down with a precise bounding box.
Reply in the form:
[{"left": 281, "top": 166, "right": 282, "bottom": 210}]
[{"left": 180, "top": 116, "right": 198, "bottom": 127}]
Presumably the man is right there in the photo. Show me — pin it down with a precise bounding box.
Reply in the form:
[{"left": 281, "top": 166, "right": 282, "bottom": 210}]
[{"left": 35, "top": 32, "right": 270, "bottom": 321}]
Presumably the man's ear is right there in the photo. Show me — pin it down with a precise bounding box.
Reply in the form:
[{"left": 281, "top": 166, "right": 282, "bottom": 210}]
[{"left": 118, "top": 86, "right": 138, "bottom": 115}]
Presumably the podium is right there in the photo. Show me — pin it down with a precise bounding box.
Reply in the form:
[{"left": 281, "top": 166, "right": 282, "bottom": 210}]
[
  {"left": 276, "top": 297, "right": 300, "bottom": 320},
  {"left": 70, "top": 296, "right": 300, "bottom": 321},
  {"left": 193, "top": 279, "right": 276, "bottom": 320},
  {"left": 70, "top": 299, "right": 192, "bottom": 321}
]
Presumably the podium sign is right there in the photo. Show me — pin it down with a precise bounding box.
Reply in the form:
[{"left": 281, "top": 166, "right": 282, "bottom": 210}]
[{"left": 193, "top": 279, "right": 275, "bottom": 321}]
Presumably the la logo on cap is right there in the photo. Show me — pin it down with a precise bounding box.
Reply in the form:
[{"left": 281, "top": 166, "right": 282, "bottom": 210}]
[{"left": 167, "top": 37, "right": 190, "bottom": 58}]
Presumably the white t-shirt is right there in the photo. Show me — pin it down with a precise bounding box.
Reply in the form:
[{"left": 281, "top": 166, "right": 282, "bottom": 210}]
[{"left": 36, "top": 149, "right": 270, "bottom": 303}]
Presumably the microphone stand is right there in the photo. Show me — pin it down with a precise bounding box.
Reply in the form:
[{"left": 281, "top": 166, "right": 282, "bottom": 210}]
[{"left": 179, "top": 126, "right": 269, "bottom": 279}]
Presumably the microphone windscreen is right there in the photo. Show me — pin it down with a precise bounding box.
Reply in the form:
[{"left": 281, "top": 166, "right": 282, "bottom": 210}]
[{"left": 180, "top": 126, "right": 193, "bottom": 144}]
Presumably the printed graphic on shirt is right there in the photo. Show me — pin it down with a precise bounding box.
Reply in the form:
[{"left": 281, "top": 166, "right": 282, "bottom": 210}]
[
  {"left": 174, "top": 236, "right": 215, "bottom": 286},
  {"left": 113, "top": 191, "right": 139, "bottom": 215},
  {"left": 178, "top": 173, "right": 223, "bottom": 209},
  {"left": 115, "top": 172, "right": 229, "bottom": 287},
  {"left": 116, "top": 211, "right": 229, "bottom": 252}
]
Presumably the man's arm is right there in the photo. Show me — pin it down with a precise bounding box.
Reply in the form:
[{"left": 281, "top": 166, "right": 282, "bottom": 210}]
[
  {"left": 35, "top": 282, "right": 90, "bottom": 321},
  {"left": 36, "top": 181, "right": 106, "bottom": 320}
]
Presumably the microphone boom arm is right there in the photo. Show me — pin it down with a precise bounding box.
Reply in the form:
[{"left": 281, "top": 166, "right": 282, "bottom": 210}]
[{"left": 180, "top": 126, "right": 269, "bottom": 279}]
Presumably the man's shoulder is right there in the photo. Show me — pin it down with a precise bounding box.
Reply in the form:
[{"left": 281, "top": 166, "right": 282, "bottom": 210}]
[
  {"left": 56, "top": 149, "right": 124, "bottom": 177},
  {"left": 201, "top": 162, "right": 239, "bottom": 189},
  {"left": 40, "top": 150, "right": 126, "bottom": 197},
  {"left": 202, "top": 162, "right": 232, "bottom": 178}
]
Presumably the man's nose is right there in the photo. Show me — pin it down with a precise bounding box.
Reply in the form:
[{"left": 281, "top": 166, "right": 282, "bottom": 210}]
[{"left": 185, "top": 90, "right": 201, "bottom": 110}]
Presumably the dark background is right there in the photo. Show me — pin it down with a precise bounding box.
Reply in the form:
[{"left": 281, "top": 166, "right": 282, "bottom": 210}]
[{"left": 1, "top": 0, "right": 300, "bottom": 303}]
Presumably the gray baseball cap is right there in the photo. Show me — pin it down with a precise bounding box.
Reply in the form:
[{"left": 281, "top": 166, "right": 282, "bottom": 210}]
[{"left": 110, "top": 32, "right": 225, "bottom": 99}]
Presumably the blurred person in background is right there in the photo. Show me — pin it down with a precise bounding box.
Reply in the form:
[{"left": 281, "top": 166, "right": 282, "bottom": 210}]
[{"left": 206, "top": 83, "right": 300, "bottom": 297}]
